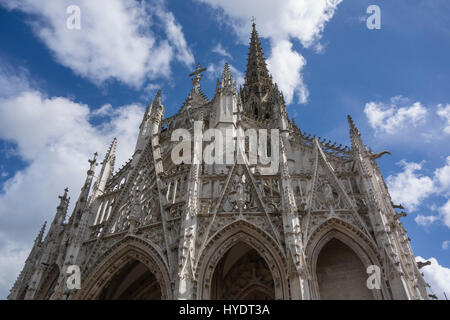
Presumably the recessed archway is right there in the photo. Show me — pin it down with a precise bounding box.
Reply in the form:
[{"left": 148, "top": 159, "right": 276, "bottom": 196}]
[
  {"left": 98, "top": 260, "right": 161, "bottom": 300},
  {"left": 315, "top": 238, "right": 374, "bottom": 300},
  {"left": 306, "top": 219, "right": 387, "bottom": 300},
  {"left": 195, "top": 220, "right": 289, "bottom": 299},
  {"left": 74, "top": 236, "right": 172, "bottom": 300},
  {"left": 210, "top": 242, "right": 275, "bottom": 300}
]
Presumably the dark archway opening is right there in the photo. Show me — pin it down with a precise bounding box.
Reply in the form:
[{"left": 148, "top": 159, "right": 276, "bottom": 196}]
[
  {"left": 98, "top": 260, "right": 161, "bottom": 300},
  {"left": 211, "top": 242, "right": 275, "bottom": 300}
]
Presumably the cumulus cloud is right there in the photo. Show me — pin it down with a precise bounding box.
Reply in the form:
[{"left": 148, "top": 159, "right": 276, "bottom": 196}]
[
  {"left": 437, "top": 104, "right": 450, "bottom": 134},
  {"left": 386, "top": 158, "right": 450, "bottom": 229},
  {"left": 363, "top": 96, "right": 450, "bottom": 146},
  {"left": 364, "top": 96, "right": 428, "bottom": 134},
  {"left": 386, "top": 160, "right": 434, "bottom": 212},
  {"left": 196, "top": 0, "right": 343, "bottom": 104},
  {"left": 416, "top": 256, "right": 450, "bottom": 300},
  {"left": 267, "top": 40, "right": 308, "bottom": 104},
  {"left": 415, "top": 215, "right": 440, "bottom": 227},
  {"left": 439, "top": 200, "right": 450, "bottom": 229},
  {"left": 0, "top": 0, "right": 194, "bottom": 87},
  {"left": 434, "top": 156, "right": 450, "bottom": 195},
  {"left": 0, "top": 65, "right": 145, "bottom": 299}
]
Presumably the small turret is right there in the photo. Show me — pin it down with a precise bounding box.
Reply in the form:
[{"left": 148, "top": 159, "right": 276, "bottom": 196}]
[
  {"left": 92, "top": 138, "right": 116, "bottom": 199},
  {"left": 347, "top": 115, "right": 365, "bottom": 152},
  {"left": 68, "top": 153, "right": 98, "bottom": 226},
  {"left": 34, "top": 221, "right": 47, "bottom": 247},
  {"left": 53, "top": 188, "right": 70, "bottom": 225}
]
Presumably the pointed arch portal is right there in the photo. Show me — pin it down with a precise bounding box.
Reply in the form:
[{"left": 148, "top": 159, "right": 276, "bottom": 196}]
[
  {"left": 195, "top": 220, "right": 289, "bottom": 299},
  {"left": 74, "top": 236, "right": 172, "bottom": 300},
  {"left": 315, "top": 238, "right": 374, "bottom": 300},
  {"left": 98, "top": 260, "right": 161, "bottom": 300},
  {"left": 210, "top": 242, "right": 275, "bottom": 300}
]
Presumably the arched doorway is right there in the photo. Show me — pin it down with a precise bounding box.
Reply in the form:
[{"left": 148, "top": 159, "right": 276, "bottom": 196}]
[
  {"left": 210, "top": 242, "right": 275, "bottom": 300},
  {"left": 316, "top": 238, "right": 374, "bottom": 300},
  {"left": 196, "top": 221, "right": 289, "bottom": 299},
  {"left": 74, "top": 237, "right": 172, "bottom": 300},
  {"left": 97, "top": 260, "right": 161, "bottom": 300}
]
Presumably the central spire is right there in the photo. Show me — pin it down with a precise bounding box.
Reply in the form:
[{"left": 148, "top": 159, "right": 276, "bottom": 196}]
[
  {"left": 241, "top": 23, "right": 275, "bottom": 120},
  {"left": 243, "top": 23, "right": 271, "bottom": 95}
]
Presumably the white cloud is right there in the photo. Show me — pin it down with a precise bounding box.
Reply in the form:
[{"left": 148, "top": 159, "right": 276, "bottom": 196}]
[
  {"left": 437, "top": 104, "right": 450, "bottom": 134},
  {"left": 267, "top": 40, "right": 308, "bottom": 104},
  {"left": 387, "top": 158, "right": 450, "bottom": 229},
  {"left": 416, "top": 256, "right": 450, "bottom": 300},
  {"left": 386, "top": 160, "right": 434, "bottom": 212},
  {"left": 0, "top": 66, "right": 144, "bottom": 299},
  {"left": 196, "top": 0, "right": 343, "bottom": 104},
  {"left": 415, "top": 215, "right": 439, "bottom": 227},
  {"left": 153, "top": 4, "right": 195, "bottom": 67},
  {"left": 0, "top": 62, "right": 31, "bottom": 98},
  {"left": 439, "top": 200, "right": 450, "bottom": 229},
  {"left": 212, "top": 43, "right": 232, "bottom": 59},
  {"left": 434, "top": 156, "right": 450, "bottom": 195},
  {"left": 0, "top": 233, "right": 30, "bottom": 298},
  {"left": 364, "top": 97, "right": 428, "bottom": 134},
  {"left": 442, "top": 240, "right": 450, "bottom": 250},
  {"left": 0, "top": 0, "right": 193, "bottom": 87}
]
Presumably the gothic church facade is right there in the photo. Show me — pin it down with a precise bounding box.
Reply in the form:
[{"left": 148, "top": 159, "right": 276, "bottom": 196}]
[{"left": 9, "top": 24, "right": 429, "bottom": 300}]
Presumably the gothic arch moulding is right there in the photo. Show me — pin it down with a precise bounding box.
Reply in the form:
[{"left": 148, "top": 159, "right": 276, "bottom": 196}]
[
  {"left": 74, "top": 235, "right": 172, "bottom": 300},
  {"left": 305, "top": 218, "right": 388, "bottom": 300},
  {"left": 195, "top": 219, "right": 289, "bottom": 299}
]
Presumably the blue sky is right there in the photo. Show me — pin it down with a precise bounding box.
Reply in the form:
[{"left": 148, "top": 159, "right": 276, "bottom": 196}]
[{"left": 0, "top": 0, "right": 449, "bottom": 299}]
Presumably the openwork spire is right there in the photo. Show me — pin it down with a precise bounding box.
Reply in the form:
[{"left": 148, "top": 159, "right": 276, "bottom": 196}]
[
  {"left": 242, "top": 24, "right": 271, "bottom": 102},
  {"left": 241, "top": 23, "right": 276, "bottom": 120},
  {"left": 245, "top": 23, "right": 270, "bottom": 85}
]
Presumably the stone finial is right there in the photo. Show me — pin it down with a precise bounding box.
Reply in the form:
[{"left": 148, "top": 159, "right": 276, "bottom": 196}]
[
  {"left": 189, "top": 63, "right": 207, "bottom": 90},
  {"left": 34, "top": 221, "right": 47, "bottom": 245}
]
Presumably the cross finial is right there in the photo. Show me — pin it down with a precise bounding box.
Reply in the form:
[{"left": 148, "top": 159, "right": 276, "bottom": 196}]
[
  {"left": 189, "top": 63, "right": 207, "bottom": 90},
  {"left": 251, "top": 16, "right": 256, "bottom": 25},
  {"left": 88, "top": 152, "right": 98, "bottom": 166}
]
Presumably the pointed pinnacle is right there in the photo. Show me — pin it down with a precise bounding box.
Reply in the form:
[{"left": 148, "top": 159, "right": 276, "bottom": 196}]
[
  {"left": 35, "top": 221, "right": 47, "bottom": 244},
  {"left": 105, "top": 138, "right": 117, "bottom": 159},
  {"left": 347, "top": 115, "right": 361, "bottom": 137},
  {"left": 154, "top": 90, "right": 162, "bottom": 106}
]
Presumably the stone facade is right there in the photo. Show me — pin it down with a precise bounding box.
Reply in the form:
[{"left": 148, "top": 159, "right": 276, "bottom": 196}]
[{"left": 9, "top": 24, "right": 429, "bottom": 300}]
